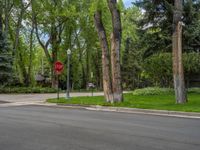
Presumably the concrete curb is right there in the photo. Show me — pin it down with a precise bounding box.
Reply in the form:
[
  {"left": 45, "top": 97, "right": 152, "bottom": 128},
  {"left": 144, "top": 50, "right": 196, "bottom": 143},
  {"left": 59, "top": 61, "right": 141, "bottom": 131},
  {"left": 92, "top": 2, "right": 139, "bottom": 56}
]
[
  {"left": 3, "top": 101, "right": 199, "bottom": 119},
  {"left": 37, "top": 103, "right": 200, "bottom": 119},
  {"left": 88, "top": 106, "right": 200, "bottom": 119}
]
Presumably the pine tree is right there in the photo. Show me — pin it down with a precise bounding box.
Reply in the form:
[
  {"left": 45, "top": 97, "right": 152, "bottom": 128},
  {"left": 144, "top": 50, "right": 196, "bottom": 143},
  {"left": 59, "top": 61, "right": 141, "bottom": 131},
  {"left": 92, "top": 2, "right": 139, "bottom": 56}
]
[
  {"left": 135, "top": 0, "right": 200, "bottom": 57},
  {"left": 0, "top": 23, "right": 12, "bottom": 86},
  {"left": 122, "top": 38, "right": 142, "bottom": 89}
]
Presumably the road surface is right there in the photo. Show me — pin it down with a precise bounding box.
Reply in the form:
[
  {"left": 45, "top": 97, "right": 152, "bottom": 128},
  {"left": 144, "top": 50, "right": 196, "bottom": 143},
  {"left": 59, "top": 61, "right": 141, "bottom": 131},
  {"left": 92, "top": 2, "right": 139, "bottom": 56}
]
[{"left": 0, "top": 105, "right": 199, "bottom": 150}]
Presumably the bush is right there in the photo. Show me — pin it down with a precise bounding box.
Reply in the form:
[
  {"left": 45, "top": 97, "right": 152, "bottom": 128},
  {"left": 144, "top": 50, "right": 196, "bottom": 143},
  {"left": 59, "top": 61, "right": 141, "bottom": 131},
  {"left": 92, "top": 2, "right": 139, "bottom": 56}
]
[
  {"left": 143, "top": 52, "right": 200, "bottom": 87},
  {"left": 0, "top": 87, "right": 57, "bottom": 94},
  {"left": 132, "top": 87, "right": 174, "bottom": 96},
  {"left": 132, "top": 87, "right": 200, "bottom": 95},
  {"left": 188, "top": 88, "right": 200, "bottom": 94}
]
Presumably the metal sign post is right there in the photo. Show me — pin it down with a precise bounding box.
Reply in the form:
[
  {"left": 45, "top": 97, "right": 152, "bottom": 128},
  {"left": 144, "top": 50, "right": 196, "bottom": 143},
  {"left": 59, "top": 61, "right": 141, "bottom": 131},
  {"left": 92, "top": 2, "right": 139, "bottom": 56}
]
[
  {"left": 91, "top": 72, "right": 94, "bottom": 96},
  {"left": 57, "top": 74, "right": 59, "bottom": 100}
]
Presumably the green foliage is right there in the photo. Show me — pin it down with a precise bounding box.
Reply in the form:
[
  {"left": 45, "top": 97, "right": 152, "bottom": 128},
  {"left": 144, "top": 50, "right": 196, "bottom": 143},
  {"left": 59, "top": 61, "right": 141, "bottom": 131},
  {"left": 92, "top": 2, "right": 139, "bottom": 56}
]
[
  {"left": 0, "top": 31, "right": 12, "bottom": 86},
  {"left": 188, "top": 88, "right": 200, "bottom": 94},
  {"left": 133, "top": 87, "right": 200, "bottom": 96},
  {"left": 122, "top": 6, "right": 141, "bottom": 42},
  {"left": 143, "top": 53, "right": 172, "bottom": 86},
  {"left": 121, "top": 6, "right": 142, "bottom": 89},
  {"left": 122, "top": 38, "right": 142, "bottom": 89},
  {"left": 2, "top": 0, "right": 199, "bottom": 90},
  {"left": 136, "top": 0, "right": 200, "bottom": 57},
  {"left": 132, "top": 87, "right": 174, "bottom": 96},
  {"left": 0, "top": 87, "right": 57, "bottom": 94},
  {"left": 143, "top": 53, "right": 200, "bottom": 87}
]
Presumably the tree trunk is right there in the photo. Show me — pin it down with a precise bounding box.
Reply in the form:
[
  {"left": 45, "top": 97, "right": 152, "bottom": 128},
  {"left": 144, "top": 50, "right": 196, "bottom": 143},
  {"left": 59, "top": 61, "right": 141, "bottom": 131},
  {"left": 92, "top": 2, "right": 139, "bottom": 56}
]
[
  {"left": 18, "top": 50, "right": 29, "bottom": 85},
  {"left": 27, "top": 16, "right": 34, "bottom": 86},
  {"left": 76, "top": 34, "right": 87, "bottom": 89},
  {"left": 51, "top": 25, "right": 58, "bottom": 88},
  {"left": 4, "top": 0, "right": 10, "bottom": 38},
  {"left": 13, "top": 6, "right": 23, "bottom": 56},
  {"left": 94, "top": 11, "right": 114, "bottom": 103},
  {"left": 51, "top": 63, "right": 58, "bottom": 88},
  {"left": 110, "top": 33, "right": 123, "bottom": 102},
  {"left": 33, "top": 5, "right": 64, "bottom": 88},
  {"left": 13, "top": 2, "right": 29, "bottom": 86},
  {"left": 172, "top": 0, "right": 187, "bottom": 103},
  {"left": 0, "top": 9, "right": 2, "bottom": 32},
  {"left": 108, "top": 0, "right": 123, "bottom": 102},
  {"left": 13, "top": 2, "right": 30, "bottom": 55}
]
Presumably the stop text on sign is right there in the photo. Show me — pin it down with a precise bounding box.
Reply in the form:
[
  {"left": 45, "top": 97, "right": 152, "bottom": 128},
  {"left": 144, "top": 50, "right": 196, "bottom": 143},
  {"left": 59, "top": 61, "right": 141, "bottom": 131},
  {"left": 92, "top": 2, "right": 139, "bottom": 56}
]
[{"left": 54, "top": 61, "right": 64, "bottom": 75}]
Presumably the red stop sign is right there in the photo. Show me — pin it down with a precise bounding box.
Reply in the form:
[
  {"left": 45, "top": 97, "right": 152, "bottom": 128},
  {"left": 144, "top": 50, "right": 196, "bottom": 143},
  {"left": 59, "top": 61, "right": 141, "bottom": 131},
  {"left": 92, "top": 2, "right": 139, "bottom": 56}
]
[{"left": 54, "top": 61, "right": 64, "bottom": 75}]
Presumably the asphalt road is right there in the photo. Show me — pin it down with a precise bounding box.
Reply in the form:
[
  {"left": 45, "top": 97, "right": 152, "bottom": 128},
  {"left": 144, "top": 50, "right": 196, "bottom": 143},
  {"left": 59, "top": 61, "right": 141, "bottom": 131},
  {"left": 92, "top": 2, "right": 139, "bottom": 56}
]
[{"left": 0, "top": 106, "right": 200, "bottom": 150}]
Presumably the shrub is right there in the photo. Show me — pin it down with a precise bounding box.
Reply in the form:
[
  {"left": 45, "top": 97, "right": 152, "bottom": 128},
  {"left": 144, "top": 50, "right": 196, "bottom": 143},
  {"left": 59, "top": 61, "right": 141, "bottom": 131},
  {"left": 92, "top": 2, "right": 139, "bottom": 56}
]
[
  {"left": 188, "top": 88, "right": 200, "bottom": 94},
  {"left": 143, "top": 52, "right": 200, "bottom": 87},
  {"left": 133, "top": 87, "right": 200, "bottom": 95},
  {"left": 132, "top": 87, "right": 174, "bottom": 96}
]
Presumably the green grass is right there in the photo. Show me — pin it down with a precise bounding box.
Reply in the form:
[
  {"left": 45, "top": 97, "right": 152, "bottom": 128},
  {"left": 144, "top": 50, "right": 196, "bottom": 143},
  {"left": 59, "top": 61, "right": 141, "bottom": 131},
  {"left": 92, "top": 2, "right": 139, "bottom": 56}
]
[{"left": 47, "top": 93, "right": 200, "bottom": 112}]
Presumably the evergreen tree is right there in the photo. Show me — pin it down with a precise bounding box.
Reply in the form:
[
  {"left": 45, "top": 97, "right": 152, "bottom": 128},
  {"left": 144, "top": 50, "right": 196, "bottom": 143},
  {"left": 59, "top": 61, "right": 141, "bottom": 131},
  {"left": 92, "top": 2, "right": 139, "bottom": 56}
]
[
  {"left": 122, "top": 38, "right": 140, "bottom": 89},
  {"left": 135, "top": 0, "right": 200, "bottom": 57},
  {"left": 121, "top": 6, "right": 142, "bottom": 89},
  {"left": 0, "top": 21, "right": 12, "bottom": 86}
]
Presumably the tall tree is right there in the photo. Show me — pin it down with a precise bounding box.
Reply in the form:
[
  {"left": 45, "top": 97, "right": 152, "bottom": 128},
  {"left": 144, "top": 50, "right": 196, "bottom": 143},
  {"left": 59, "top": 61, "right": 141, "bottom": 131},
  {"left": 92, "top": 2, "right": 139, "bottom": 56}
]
[
  {"left": 94, "top": 11, "right": 114, "bottom": 103},
  {"left": 108, "top": 0, "right": 123, "bottom": 102},
  {"left": 0, "top": 6, "right": 12, "bottom": 86},
  {"left": 32, "top": 0, "right": 66, "bottom": 88},
  {"left": 172, "top": 0, "right": 187, "bottom": 103},
  {"left": 94, "top": 0, "right": 123, "bottom": 103},
  {"left": 121, "top": 6, "right": 142, "bottom": 89},
  {"left": 135, "top": 0, "right": 200, "bottom": 57}
]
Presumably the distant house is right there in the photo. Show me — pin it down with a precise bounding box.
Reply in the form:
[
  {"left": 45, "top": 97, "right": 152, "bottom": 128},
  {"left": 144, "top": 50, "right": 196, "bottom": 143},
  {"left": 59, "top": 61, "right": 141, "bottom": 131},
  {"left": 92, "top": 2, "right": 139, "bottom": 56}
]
[{"left": 35, "top": 74, "right": 51, "bottom": 86}]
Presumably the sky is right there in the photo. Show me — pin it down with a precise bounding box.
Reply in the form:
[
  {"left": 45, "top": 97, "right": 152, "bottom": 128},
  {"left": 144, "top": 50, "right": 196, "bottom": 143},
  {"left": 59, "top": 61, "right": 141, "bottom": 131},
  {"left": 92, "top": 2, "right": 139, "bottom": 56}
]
[{"left": 123, "top": 0, "right": 134, "bottom": 8}]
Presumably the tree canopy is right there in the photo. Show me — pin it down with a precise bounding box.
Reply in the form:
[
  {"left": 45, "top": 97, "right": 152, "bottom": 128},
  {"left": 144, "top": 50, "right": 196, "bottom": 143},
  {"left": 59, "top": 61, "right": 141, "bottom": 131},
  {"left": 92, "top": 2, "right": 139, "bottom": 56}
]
[{"left": 0, "top": 0, "right": 199, "bottom": 103}]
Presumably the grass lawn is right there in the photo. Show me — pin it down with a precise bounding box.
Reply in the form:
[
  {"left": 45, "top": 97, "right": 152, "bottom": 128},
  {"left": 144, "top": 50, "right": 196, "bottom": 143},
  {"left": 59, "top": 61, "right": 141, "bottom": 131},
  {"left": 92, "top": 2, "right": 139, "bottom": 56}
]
[{"left": 47, "top": 93, "right": 200, "bottom": 112}]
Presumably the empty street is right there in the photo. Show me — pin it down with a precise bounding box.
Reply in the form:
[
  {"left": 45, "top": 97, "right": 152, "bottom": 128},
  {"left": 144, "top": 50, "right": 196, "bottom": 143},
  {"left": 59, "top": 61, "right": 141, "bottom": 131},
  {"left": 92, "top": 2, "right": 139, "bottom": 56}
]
[{"left": 0, "top": 105, "right": 200, "bottom": 150}]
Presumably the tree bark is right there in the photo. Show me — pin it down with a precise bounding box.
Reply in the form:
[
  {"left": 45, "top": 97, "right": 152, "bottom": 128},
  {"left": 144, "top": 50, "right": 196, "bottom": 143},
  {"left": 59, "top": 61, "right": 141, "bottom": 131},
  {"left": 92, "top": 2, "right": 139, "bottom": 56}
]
[
  {"left": 108, "top": 0, "right": 123, "bottom": 102},
  {"left": 13, "top": 6, "right": 23, "bottom": 56},
  {"left": 94, "top": 11, "right": 114, "bottom": 103},
  {"left": 4, "top": 0, "right": 11, "bottom": 38},
  {"left": 13, "top": 2, "right": 30, "bottom": 55},
  {"left": 33, "top": 1, "right": 64, "bottom": 88},
  {"left": 27, "top": 15, "right": 35, "bottom": 86},
  {"left": 172, "top": 0, "right": 187, "bottom": 103},
  {"left": 0, "top": 9, "right": 2, "bottom": 32},
  {"left": 51, "top": 24, "right": 58, "bottom": 88},
  {"left": 13, "top": 2, "right": 30, "bottom": 86}
]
